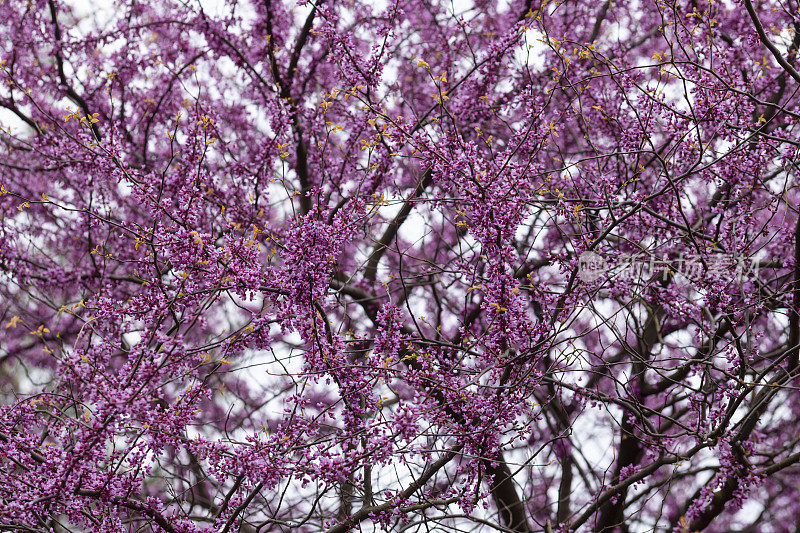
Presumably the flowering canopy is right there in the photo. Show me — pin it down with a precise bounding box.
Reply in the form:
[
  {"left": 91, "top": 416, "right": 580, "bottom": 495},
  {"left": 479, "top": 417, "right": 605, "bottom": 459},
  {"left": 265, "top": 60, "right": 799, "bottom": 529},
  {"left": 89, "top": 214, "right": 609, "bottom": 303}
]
[{"left": 2, "top": 0, "right": 800, "bottom": 531}]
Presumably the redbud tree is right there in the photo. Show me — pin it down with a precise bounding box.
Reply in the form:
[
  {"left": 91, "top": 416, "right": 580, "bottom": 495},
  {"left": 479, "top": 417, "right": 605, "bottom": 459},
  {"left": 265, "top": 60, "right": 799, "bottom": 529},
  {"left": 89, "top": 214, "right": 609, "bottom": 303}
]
[{"left": 2, "top": 0, "right": 800, "bottom": 531}]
